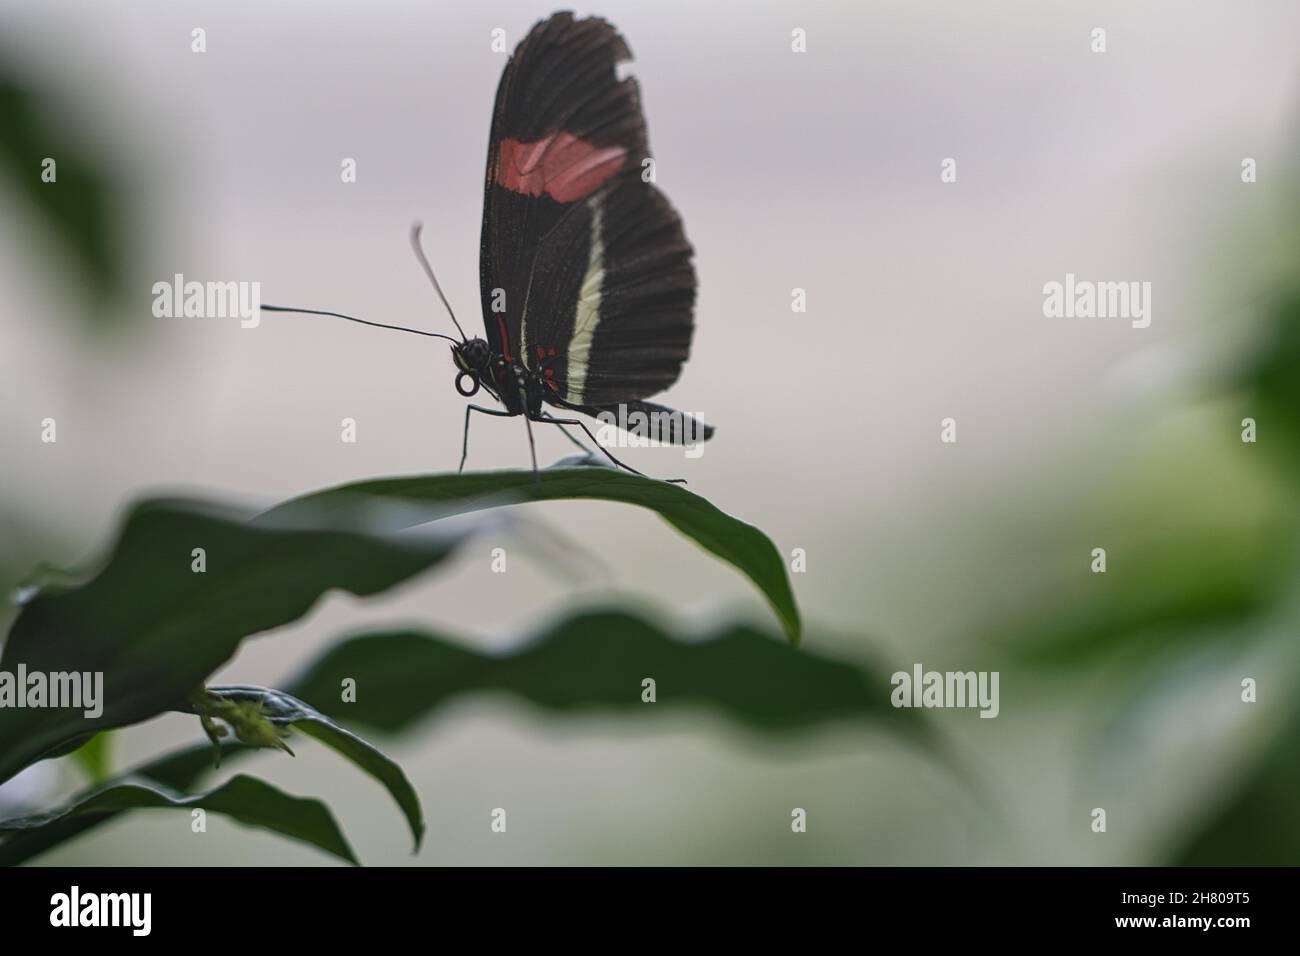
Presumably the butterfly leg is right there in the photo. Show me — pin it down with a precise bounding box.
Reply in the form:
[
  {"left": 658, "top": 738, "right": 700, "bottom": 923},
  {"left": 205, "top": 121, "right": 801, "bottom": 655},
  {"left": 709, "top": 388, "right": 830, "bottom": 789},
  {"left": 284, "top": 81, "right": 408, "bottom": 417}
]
[
  {"left": 536, "top": 415, "right": 687, "bottom": 484},
  {"left": 460, "top": 404, "right": 515, "bottom": 473},
  {"left": 523, "top": 413, "right": 541, "bottom": 483},
  {"left": 540, "top": 412, "right": 600, "bottom": 459}
]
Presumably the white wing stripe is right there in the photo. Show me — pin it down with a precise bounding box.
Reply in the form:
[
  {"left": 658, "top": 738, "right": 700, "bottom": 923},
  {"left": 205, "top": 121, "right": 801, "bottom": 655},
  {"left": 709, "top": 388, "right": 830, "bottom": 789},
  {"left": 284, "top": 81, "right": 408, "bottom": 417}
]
[{"left": 565, "top": 196, "right": 606, "bottom": 403}]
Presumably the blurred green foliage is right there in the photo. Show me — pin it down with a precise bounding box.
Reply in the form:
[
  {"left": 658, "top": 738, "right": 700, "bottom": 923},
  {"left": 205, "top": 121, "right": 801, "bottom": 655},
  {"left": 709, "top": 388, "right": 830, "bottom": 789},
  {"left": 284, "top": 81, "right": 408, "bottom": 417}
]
[
  {"left": 1238, "top": 289, "right": 1300, "bottom": 471},
  {"left": 0, "top": 56, "right": 129, "bottom": 328},
  {"left": 1172, "top": 695, "right": 1300, "bottom": 865}
]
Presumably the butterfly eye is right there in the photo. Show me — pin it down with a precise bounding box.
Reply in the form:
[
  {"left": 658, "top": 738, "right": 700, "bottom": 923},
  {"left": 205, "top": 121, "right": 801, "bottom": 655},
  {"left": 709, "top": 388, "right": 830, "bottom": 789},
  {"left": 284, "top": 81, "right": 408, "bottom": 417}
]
[{"left": 455, "top": 370, "right": 481, "bottom": 397}]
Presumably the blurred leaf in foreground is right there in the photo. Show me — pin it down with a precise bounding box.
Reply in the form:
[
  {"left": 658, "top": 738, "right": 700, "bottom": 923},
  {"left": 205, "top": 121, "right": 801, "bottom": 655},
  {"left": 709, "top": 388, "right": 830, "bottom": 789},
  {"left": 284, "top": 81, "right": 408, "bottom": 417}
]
[
  {"left": 1236, "top": 288, "right": 1300, "bottom": 472},
  {"left": 1167, "top": 695, "right": 1300, "bottom": 865},
  {"left": 0, "top": 497, "right": 480, "bottom": 785},
  {"left": 286, "top": 608, "right": 904, "bottom": 737},
  {"left": 0, "top": 607, "right": 918, "bottom": 865},
  {"left": 0, "top": 56, "right": 129, "bottom": 328},
  {"left": 0, "top": 773, "right": 357, "bottom": 866}
]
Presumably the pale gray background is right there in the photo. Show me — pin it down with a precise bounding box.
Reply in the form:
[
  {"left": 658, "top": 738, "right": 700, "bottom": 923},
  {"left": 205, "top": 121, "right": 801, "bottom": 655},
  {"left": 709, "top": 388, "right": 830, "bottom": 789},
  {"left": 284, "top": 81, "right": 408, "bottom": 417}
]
[{"left": 2, "top": 0, "right": 1297, "bottom": 864}]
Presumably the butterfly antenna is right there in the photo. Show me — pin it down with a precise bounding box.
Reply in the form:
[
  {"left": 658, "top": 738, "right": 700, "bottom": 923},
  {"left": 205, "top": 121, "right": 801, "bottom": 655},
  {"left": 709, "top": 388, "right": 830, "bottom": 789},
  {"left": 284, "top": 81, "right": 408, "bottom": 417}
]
[
  {"left": 259, "top": 305, "right": 461, "bottom": 344},
  {"left": 410, "top": 222, "right": 469, "bottom": 342}
]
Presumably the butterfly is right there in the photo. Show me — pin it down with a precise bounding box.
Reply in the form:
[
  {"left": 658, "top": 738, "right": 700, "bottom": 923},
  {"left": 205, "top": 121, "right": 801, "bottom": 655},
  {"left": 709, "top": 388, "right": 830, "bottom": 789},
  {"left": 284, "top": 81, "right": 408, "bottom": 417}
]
[{"left": 263, "top": 12, "right": 712, "bottom": 480}]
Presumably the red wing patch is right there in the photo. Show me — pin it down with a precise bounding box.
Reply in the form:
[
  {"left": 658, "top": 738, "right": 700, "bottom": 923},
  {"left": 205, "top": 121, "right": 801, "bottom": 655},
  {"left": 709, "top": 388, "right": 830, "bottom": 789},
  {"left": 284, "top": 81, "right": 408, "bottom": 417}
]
[{"left": 496, "top": 132, "right": 626, "bottom": 203}]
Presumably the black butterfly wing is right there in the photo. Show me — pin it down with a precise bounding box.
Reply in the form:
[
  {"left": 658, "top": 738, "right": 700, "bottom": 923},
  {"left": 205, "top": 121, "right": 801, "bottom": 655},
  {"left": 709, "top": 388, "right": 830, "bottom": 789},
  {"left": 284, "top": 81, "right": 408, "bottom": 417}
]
[
  {"left": 479, "top": 13, "right": 697, "bottom": 405},
  {"left": 516, "top": 178, "right": 696, "bottom": 405}
]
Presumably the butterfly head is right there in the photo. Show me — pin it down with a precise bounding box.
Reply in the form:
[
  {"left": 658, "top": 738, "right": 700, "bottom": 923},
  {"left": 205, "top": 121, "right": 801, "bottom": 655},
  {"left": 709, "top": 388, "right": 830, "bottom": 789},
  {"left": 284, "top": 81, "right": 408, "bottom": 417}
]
[
  {"left": 452, "top": 337, "right": 491, "bottom": 372},
  {"left": 451, "top": 337, "right": 492, "bottom": 396}
]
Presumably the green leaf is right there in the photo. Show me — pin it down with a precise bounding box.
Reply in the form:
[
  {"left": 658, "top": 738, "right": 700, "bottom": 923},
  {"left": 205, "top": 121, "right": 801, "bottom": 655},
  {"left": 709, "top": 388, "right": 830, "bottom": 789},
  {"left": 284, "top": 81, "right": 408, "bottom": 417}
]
[
  {"left": 0, "top": 773, "right": 358, "bottom": 866},
  {"left": 0, "top": 497, "right": 476, "bottom": 785},
  {"left": 0, "top": 744, "right": 242, "bottom": 867},
  {"left": 70, "top": 732, "right": 112, "bottom": 783},
  {"left": 0, "top": 608, "right": 919, "bottom": 865},
  {"left": 284, "top": 608, "right": 904, "bottom": 737},
  {"left": 259, "top": 461, "right": 802, "bottom": 643},
  {"left": 188, "top": 685, "right": 424, "bottom": 850}
]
